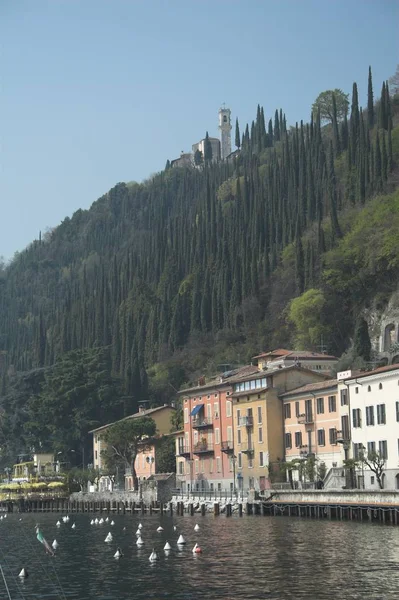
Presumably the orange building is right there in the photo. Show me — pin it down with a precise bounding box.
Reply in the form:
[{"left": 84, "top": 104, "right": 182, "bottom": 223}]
[{"left": 281, "top": 379, "right": 340, "bottom": 483}]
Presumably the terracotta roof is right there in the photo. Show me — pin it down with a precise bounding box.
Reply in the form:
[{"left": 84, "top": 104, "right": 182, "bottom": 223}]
[
  {"left": 345, "top": 364, "right": 399, "bottom": 380},
  {"left": 252, "top": 349, "right": 292, "bottom": 360},
  {"left": 283, "top": 351, "right": 337, "bottom": 360},
  {"left": 89, "top": 404, "right": 175, "bottom": 433},
  {"left": 280, "top": 379, "right": 337, "bottom": 398},
  {"left": 178, "top": 365, "right": 258, "bottom": 394}
]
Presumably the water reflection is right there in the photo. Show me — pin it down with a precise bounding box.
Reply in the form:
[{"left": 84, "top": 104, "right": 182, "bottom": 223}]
[{"left": 0, "top": 513, "right": 398, "bottom": 599}]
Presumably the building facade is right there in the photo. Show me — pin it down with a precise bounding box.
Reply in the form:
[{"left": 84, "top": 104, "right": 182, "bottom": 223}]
[
  {"left": 192, "top": 137, "right": 221, "bottom": 162},
  {"left": 345, "top": 365, "right": 399, "bottom": 490},
  {"left": 218, "top": 106, "right": 232, "bottom": 160},
  {"left": 253, "top": 349, "right": 338, "bottom": 374},
  {"left": 282, "top": 380, "right": 342, "bottom": 484}
]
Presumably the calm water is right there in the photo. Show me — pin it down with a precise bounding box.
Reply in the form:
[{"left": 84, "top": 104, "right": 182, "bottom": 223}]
[{"left": 0, "top": 512, "right": 399, "bottom": 599}]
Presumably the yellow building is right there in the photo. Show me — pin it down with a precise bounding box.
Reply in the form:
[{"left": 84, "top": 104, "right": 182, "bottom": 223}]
[
  {"left": 90, "top": 405, "right": 176, "bottom": 490},
  {"left": 13, "top": 453, "right": 55, "bottom": 480},
  {"left": 231, "top": 366, "right": 326, "bottom": 493}
]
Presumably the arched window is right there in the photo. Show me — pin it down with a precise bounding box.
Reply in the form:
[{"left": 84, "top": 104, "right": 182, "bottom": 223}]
[
  {"left": 384, "top": 323, "right": 396, "bottom": 351},
  {"left": 381, "top": 473, "right": 386, "bottom": 489},
  {"left": 368, "top": 385, "right": 371, "bottom": 392},
  {"left": 379, "top": 383, "right": 383, "bottom": 390}
]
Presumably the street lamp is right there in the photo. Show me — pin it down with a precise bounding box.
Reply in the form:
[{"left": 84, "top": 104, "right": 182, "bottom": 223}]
[{"left": 146, "top": 456, "right": 155, "bottom": 476}]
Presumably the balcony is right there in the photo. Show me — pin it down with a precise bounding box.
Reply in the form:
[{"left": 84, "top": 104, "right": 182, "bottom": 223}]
[
  {"left": 193, "top": 442, "right": 214, "bottom": 455},
  {"left": 297, "top": 413, "right": 314, "bottom": 425},
  {"left": 221, "top": 441, "right": 234, "bottom": 454},
  {"left": 177, "top": 445, "right": 191, "bottom": 458},
  {"left": 241, "top": 445, "right": 255, "bottom": 455},
  {"left": 239, "top": 416, "right": 254, "bottom": 428},
  {"left": 192, "top": 418, "right": 214, "bottom": 429}
]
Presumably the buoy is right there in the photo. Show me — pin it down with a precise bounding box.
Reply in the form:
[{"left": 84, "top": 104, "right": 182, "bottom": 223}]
[
  {"left": 164, "top": 541, "right": 171, "bottom": 551},
  {"left": 192, "top": 543, "right": 198, "bottom": 553},
  {"left": 173, "top": 525, "right": 177, "bottom": 531},
  {"left": 138, "top": 523, "right": 143, "bottom": 529},
  {"left": 18, "top": 568, "right": 28, "bottom": 578},
  {"left": 65, "top": 515, "right": 69, "bottom": 522},
  {"left": 195, "top": 546, "right": 202, "bottom": 554},
  {"left": 52, "top": 540, "right": 58, "bottom": 550},
  {"left": 105, "top": 517, "right": 109, "bottom": 522},
  {"left": 56, "top": 521, "right": 61, "bottom": 527},
  {"left": 110, "top": 520, "right": 115, "bottom": 526},
  {"left": 94, "top": 518, "right": 99, "bottom": 524},
  {"left": 90, "top": 519, "right": 94, "bottom": 525},
  {"left": 194, "top": 524, "right": 200, "bottom": 532},
  {"left": 177, "top": 534, "right": 186, "bottom": 545},
  {"left": 105, "top": 532, "right": 113, "bottom": 543},
  {"left": 157, "top": 526, "right": 163, "bottom": 532},
  {"left": 71, "top": 523, "right": 76, "bottom": 529},
  {"left": 149, "top": 549, "right": 158, "bottom": 562},
  {"left": 123, "top": 526, "right": 126, "bottom": 531},
  {"left": 99, "top": 518, "right": 104, "bottom": 524},
  {"left": 135, "top": 528, "right": 141, "bottom": 535},
  {"left": 136, "top": 536, "right": 144, "bottom": 546},
  {"left": 114, "top": 548, "right": 123, "bottom": 558}
]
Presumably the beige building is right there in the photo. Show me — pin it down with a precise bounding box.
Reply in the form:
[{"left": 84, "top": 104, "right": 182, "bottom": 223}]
[
  {"left": 90, "top": 405, "right": 175, "bottom": 490},
  {"left": 192, "top": 137, "right": 221, "bottom": 162},
  {"left": 253, "top": 349, "right": 337, "bottom": 375}
]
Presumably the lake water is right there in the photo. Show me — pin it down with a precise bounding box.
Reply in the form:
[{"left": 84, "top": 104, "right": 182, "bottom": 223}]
[{"left": 1, "top": 512, "right": 399, "bottom": 599}]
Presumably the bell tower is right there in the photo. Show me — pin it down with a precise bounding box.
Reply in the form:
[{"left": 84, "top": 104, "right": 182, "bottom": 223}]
[{"left": 218, "top": 105, "right": 232, "bottom": 160}]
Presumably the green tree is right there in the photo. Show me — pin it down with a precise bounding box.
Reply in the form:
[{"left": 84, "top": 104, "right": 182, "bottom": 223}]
[
  {"left": 204, "top": 132, "right": 213, "bottom": 163},
  {"left": 288, "top": 288, "right": 329, "bottom": 349},
  {"left": 359, "top": 448, "right": 386, "bottom": 489},
  {"left": 353, "top": 317, "right": 371, "bottom": 362},
  {"left": 312, "top": 89, "right": 349, "bottom": 124},
  {"left": 155, "top": 436, "right": 176, "bottom": 473},
  {"left": 367, "top": 66, "right": 374, "bottom": 128},
  {"left": 235, "top": 118, "right": 241, "bottom": 149},
  {"left": 194, "top": 149, "right": 203, "bottom": 166},
  {"left": 101, "top": 416, "right": 156, "bottom": 490}
]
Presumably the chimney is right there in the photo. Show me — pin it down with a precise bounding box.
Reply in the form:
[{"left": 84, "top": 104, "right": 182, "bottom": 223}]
[{"left": 138, "top": 406, "right": 145, "bottom": 413}]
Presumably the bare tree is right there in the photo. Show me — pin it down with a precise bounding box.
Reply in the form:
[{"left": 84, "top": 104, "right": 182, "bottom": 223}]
[
  {"left": 389, "top": 64, "right": 399, "bottom": 96},
  {"left": 360, "top": 449, "right": 386, "bottom": 489}
]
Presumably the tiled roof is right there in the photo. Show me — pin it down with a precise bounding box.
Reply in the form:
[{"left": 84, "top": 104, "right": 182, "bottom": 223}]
[
  {"left": 345, "top": 364, "right": 399, "bottom": 380},
  {"left": 280, "top": 379, "right": 337, "bottom": 398},
  {"left": 252, "top": 349, "right": 292, "bottom": 359},
  {"left": 252, "top": 349, "right": 337, "bottom": 361},
  {"left": 178, "top": 365, "right": 258, "bottom": 394},
  {"left": 89, "top": 404, "right": 175, "bottom": 433}
]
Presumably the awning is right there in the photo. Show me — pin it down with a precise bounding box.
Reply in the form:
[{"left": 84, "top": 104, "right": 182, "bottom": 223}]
[{"left": 190, "top": 404, "right": 204, "bottom": 417}]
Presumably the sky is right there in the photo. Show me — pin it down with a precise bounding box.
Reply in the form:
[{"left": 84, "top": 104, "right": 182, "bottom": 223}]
[{"left": 1, "top": 0, "right": 398, "bottom": 260}]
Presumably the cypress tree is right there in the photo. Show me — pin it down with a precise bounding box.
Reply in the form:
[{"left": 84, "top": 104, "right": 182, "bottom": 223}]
[
  {"left": 378, "top": 82, "right": 387, "bottom": 130},
  {"left": 375, "top": 130, "right": 382, "bottom": 183},
  {"left": 274, "top": 109, "right": 280, "bottom": 141},
  {"left": 204, "top": 131, "right": 213, "bottom": 163},
  {"left": 381, "top": 131, "right": 388, "bottom": 181},
  {"left": 387, "top": 121, "right": 393, "bottom": 173},
  {"left": 328, "top": 141, "right": 342, "bottom": 241},
  {"left": 385, "top": 82, "right": 393, "bottom": 131},
  {"left": 294, "top": 218, "right": 305, "bottom": 295},
  {"left": 332, "top": 93, "right": 341, "bottom": 156},
  {"left": 353, "top": 317, "right": 371, "bottom": 362},
  {"left": 367, "top": 66, "right": 374, "bottom": 129},
  {"left": 268, "top": 119, "right": 273, "bottom": 144},
  {"left": 235, "top": 118, "right": 241, "bottom": 149}
]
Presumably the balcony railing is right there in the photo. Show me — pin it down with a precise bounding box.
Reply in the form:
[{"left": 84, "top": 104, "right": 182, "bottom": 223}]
[
  {"left": 221, "top": 441, "right": 234, "bottom": 453},
  {"left": 241, "top": 445, "right": 255, "bottom": 454},
  {"left": 297, "top": 413, "right": 314, "bottom": 425},
  {"left": 192, "top": 418, "right": 214, "bottom": 429},
  {"left": 193, "top": 443, "right": 214, "bottom": 455},
  {"left": 177, "top": 445, "right": 191, "bottom": 457},
  {"left": 239, "top": 416, "right": 254, "bottom": 427}
]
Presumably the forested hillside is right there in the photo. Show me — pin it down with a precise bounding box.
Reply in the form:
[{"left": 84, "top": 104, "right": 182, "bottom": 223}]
[{"left": 0, "top": 68, "right": 398, "bottom": 465}]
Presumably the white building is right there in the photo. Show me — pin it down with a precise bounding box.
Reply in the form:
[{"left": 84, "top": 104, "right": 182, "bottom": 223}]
[
  {"left": 344, "top": 364, "right": 399, "bottom": 490},
  {"left": 218, "top": 106, "right": 232, "bottom": 160},
  {"left": 192, "top": 137, "right": 221, "bottom": 162}
]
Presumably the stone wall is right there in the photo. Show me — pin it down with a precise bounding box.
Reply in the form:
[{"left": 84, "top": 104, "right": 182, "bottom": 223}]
[
  {"left": 264, "top": 489, "right": 399, "bottom": 506},
  {"left": 70, "top": 475, "right": 176, "bottom": 505}
]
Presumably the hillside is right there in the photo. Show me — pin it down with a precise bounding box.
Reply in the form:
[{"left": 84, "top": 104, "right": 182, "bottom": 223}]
[{"left": 0, "top": 68, "right": 398, "bottom": 465}]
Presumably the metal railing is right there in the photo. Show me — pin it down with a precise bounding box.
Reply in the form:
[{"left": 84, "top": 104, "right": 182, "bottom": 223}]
[
  {"left": 177, "top": 445, "right": 190, "bottom": 456},
  {"left": 239, "top": 416, "right": 254, "bottom": 427},
  {"left": 192, "top": 418, "right": 214, "bottom": 429},
  {"left": 172, "top": 489, "right": 247, "bottom": 501},
  {"left": 221, "top": 441, "right": 234, "bottom": 453},
  {"left": 297, "top": 413, "right": 314, "bottom": 424},
  {"left": 193, "top": 443, "right": 214, "bottom": 454}
]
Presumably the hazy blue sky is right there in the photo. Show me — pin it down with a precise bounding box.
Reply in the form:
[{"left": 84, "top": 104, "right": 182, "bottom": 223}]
[{"left": 1, "top": 0, "right": 398, "bottom": 259}]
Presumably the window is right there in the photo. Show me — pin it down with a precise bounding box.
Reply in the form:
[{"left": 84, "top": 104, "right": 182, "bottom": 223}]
[
  {"left": 295, "top": 401, "right": 300, "bottom": 418},
  {"left": 367, "top": 441, "right": 376, "bottom": 455},
  {"left": 352, "top": 408, "right": 362, "bottom": 428},
  {"left": 214, "top": 393, "right": 218, "bottom": 398},
  {"left": 248, "top": 456, "right": 253, "bottom": 468},
  {"left": 377, "top": 404, "right": 386, "bottom": 424},
  {"left": 238, "top": 453, "right": 242, "bottom": 468},
  {"left": 178, "top": 462, "right": 184, "bottom": 475},
  {"left": 285, "top": 433, "right": 292, "bottom": 449},
  {"left": 217, "top": 483, "right": 221, "bottom": 491},
  {"left": 257, "top": 406, "right": 262, "bottom": 424},
  {"left": 329, "top": 428, "right": 337, "bottom": 445},
  {"left": 216, "top": 457, "right": 221, "bottom": 472},
  {"left": 353, "top": 443, "right": 361, "bottom": 459},
  {"left": 328, "top": 396, "right": 336, "bottom": 413},
  {"left": 341, "top": 415, "right": 350, "bottom": 439},
  {"left": 258, "top": 427, "right": 263, "bottom": 443},
  {"left": 237, "top": 429, "right": 241, "bottom": 444},
  {"left": 396, "top": 402, "right": 399, "bottom": 422},
  {"left": 379, "top": 383, "right": 383, "bottom": 390},
  {"left": 355, "top": 387, "right": 359, "bottom": 394},
  {"left": 366, "top": 406, "right": 375, "bottom": 426},
  {"left": 237, "top": 409, "right": 241, "bottom": 423},
  {"left": 200, "top": 459, "right": 205, "bottom": 473},
  {"left": 209, "top": 458, "right": 213, "bottom": 473},
  {"left": 340, "top": 389, "right": 348, "bottom": 406},
  {"left": 317, "top": 429, "right": 325, "bottom": 446},
  {"left": 229, "top": 457, "right": 233, "bottom": 472},
  {"left": 95, "top": 450, "right": 98, "bottom": 459},
  {"left": 195, "top": 459, "right": 199, "bottom": 474},
  {"left": 305, "top": 399, "right": 313, "bottom": 422},
  {"left": 316, "top": 397, "right": 324, "bottom": 414},
  {"left": 226, "top": 401, "right": 232, "bottom": 418},
  {"left": 207, "top": 404, "right": 212, "bottom": 419},
  {"left": 398, "top": 439, "right": 399, "bottom": 456},
  {"left": 259, "top": 452, "right": 264, "bottom": 467},
  {"left": 184, "top": 408, "right": 189, "bottom": 423},
  {"left": 214, "top": 403, "right": 219, "bottom": 418},
  {"left": 370, "top": 476, "right": 375, "bottom": 485},
  {"left": 379, "top": 440, "right": 388, "bottom": 459},
  {"left": 284, "top": 403, "right": 291, "bottom": 419},
  {"left": 215, "top": 428, "right": 220, "bottom": 444},
  {"left": 368, "top": 385, "right": 371, "bottom": 392},
  {"left": 295, "top": 431, "right": 302, "bottom": 448},
  {"left": 227, "top": 426, "right": 233, "bottom": 445}
]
